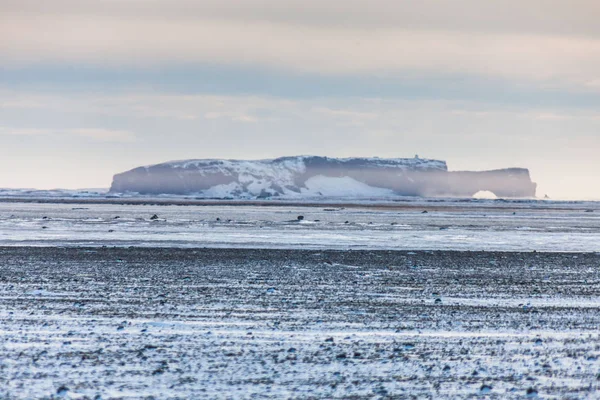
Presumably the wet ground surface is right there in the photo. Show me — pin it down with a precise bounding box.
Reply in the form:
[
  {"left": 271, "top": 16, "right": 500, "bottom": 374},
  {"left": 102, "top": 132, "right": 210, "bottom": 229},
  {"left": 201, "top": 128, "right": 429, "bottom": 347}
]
[{"left": 1, "top": 247, "right": 600, "bottom": 399}]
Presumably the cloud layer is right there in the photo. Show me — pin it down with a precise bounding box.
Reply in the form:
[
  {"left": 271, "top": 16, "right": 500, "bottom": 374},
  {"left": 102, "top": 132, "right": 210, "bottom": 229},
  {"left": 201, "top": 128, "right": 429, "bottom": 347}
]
[
  {"left": 0, "top": 126, "right": 135, "bottom": 142},
  {"left": 2, "top": 0, "right": 600, "bottom": 90}
]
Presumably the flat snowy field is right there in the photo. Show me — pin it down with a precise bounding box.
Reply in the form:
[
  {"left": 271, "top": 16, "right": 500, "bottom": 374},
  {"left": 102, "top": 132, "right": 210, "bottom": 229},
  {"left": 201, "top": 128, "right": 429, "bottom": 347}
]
[
  {"left": 1, "top": 248, "right": 600, "bottom": 399},
  {"left": 0, "top": 200, "right": 599, "bottom": 251},
  {"left": 0, "top": 200, "right": 599, "bottom": 399}
]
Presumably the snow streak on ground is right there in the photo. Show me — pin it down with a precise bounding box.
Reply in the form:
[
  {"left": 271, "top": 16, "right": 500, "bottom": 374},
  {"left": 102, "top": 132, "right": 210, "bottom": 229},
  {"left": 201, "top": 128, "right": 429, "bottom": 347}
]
[
  {"left": 1, "top": 248, "right": 600, "bottom": 399},
  {"left": 0, "top": 201, "right": 598, "bottom": 252}
]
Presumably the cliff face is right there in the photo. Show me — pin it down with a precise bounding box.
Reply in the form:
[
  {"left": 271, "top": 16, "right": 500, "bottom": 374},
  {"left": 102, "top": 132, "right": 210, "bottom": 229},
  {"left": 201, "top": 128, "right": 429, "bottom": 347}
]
[
  {"left": 110, "top": 156, "right": 536, "bottom": 198},
  {"left": 446, "top": 169, "right": 537, "bottom": 198}
]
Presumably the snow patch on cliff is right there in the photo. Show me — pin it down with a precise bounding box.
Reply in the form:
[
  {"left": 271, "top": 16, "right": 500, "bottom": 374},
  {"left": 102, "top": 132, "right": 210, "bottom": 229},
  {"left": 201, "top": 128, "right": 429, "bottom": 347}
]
[
  {"left": 300, "top": 176, "right": 395, "bottom": 197},
  {"left": 160, "top": 157, "right": 307, "bottom": 178},
  {"left": 202, "top": 182, "right": 242, "bottom": 198}
]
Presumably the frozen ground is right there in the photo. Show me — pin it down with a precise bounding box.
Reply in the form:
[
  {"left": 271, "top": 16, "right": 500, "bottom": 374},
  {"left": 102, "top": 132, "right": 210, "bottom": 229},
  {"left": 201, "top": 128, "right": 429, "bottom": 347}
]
[
  {"left": 1, "top": 199, "right": 599, "bottom": 398},
  {"left": 1, "top": 247, "right": 600, "bottom": 399},
  {"left": 0, "top": 201, "right": 598, "bottom": 252}
]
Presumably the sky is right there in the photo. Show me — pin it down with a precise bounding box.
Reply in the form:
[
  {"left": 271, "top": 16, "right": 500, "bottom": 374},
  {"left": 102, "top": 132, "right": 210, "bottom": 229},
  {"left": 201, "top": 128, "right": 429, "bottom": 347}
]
[{"left": 1, "top": 0, "right": 599, "bottom": 199}]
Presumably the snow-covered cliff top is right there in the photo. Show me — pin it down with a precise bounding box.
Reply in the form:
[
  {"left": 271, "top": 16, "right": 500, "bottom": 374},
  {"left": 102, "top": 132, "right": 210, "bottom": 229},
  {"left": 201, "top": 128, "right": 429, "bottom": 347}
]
[{"left": 149, "top": 156, "right": 447, "bottom": 171}]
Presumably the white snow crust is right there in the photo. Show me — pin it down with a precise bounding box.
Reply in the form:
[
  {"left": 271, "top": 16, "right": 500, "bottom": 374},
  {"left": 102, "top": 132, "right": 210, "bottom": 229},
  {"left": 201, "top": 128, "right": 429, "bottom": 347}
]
[{"left": 300, "top": 176, "right": 395, "bottom": 197}]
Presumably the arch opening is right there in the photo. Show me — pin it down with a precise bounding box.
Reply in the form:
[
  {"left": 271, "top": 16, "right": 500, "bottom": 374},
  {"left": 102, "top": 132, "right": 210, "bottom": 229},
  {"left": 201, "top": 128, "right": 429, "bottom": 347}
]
[{"left": 472, "top": 190, "right": 498, "bottom": 199}]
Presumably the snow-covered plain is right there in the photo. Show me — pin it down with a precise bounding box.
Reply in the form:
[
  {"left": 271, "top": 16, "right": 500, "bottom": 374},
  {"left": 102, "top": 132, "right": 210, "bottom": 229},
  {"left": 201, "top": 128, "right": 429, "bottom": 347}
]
[
  {"left": 0, "top": 200, "right": 598, "bottom": 252},
  {"left": 1, "top": 198, "right": 600, "bottom": 399}
]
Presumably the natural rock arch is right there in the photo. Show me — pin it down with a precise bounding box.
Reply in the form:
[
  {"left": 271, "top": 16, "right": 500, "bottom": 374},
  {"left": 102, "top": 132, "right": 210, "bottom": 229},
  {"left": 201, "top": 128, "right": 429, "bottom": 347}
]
[{"left": 472, "top": 190, "right": 498, "bottom": 199}]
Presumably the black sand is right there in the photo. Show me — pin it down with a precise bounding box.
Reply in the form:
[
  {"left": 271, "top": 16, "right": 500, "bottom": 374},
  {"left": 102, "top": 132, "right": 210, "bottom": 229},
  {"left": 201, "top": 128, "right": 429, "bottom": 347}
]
[{"left": 1, "top": 247, "right": 599, "bottom": 398}]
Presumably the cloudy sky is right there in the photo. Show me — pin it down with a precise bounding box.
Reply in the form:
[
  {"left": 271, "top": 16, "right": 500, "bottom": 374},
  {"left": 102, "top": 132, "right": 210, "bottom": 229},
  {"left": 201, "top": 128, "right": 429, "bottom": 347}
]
[{"left": 1, "top": 0, "right": 599, "bottom": 199}]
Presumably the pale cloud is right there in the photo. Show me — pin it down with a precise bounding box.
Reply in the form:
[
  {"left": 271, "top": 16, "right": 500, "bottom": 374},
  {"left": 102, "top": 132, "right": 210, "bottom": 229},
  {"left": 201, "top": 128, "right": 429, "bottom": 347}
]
[
  {"left": 0, "top": 90, "right": 295, "bottom": 123},
  {"left": 204, "top": 112, "right": 259, "bottom": 123},
  {"left": 534, "top": 113, "right": 572, "bottom": 121},
  {"left": 312, "top": 107, "right": 379, "bottom": 127},
  {"left": 3, "top": 0, "right": 600, "bottom": 37},
  {"left": 312, "top": 107, "right": 378, "bottom": 120},
  {"left": 4, "top": 90, "right": 600, "bottom": 131},
  {"left": 69, "top": 128, "right": 136, "bottom": 142},
  {"left": 0, "top": 126, "right": 136, "bottom": 142},
  {"left": 2, "top": 7, "right": 600, "bottom": 89},
  {"left": 585, "top": 79, "right": 600, "bottom": 89},
  {"left": 0, "top": 98, "right": 47, "bottom": 109},
  {"left": 0, "top": 128, "right": 51, "bottom": 136}
]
